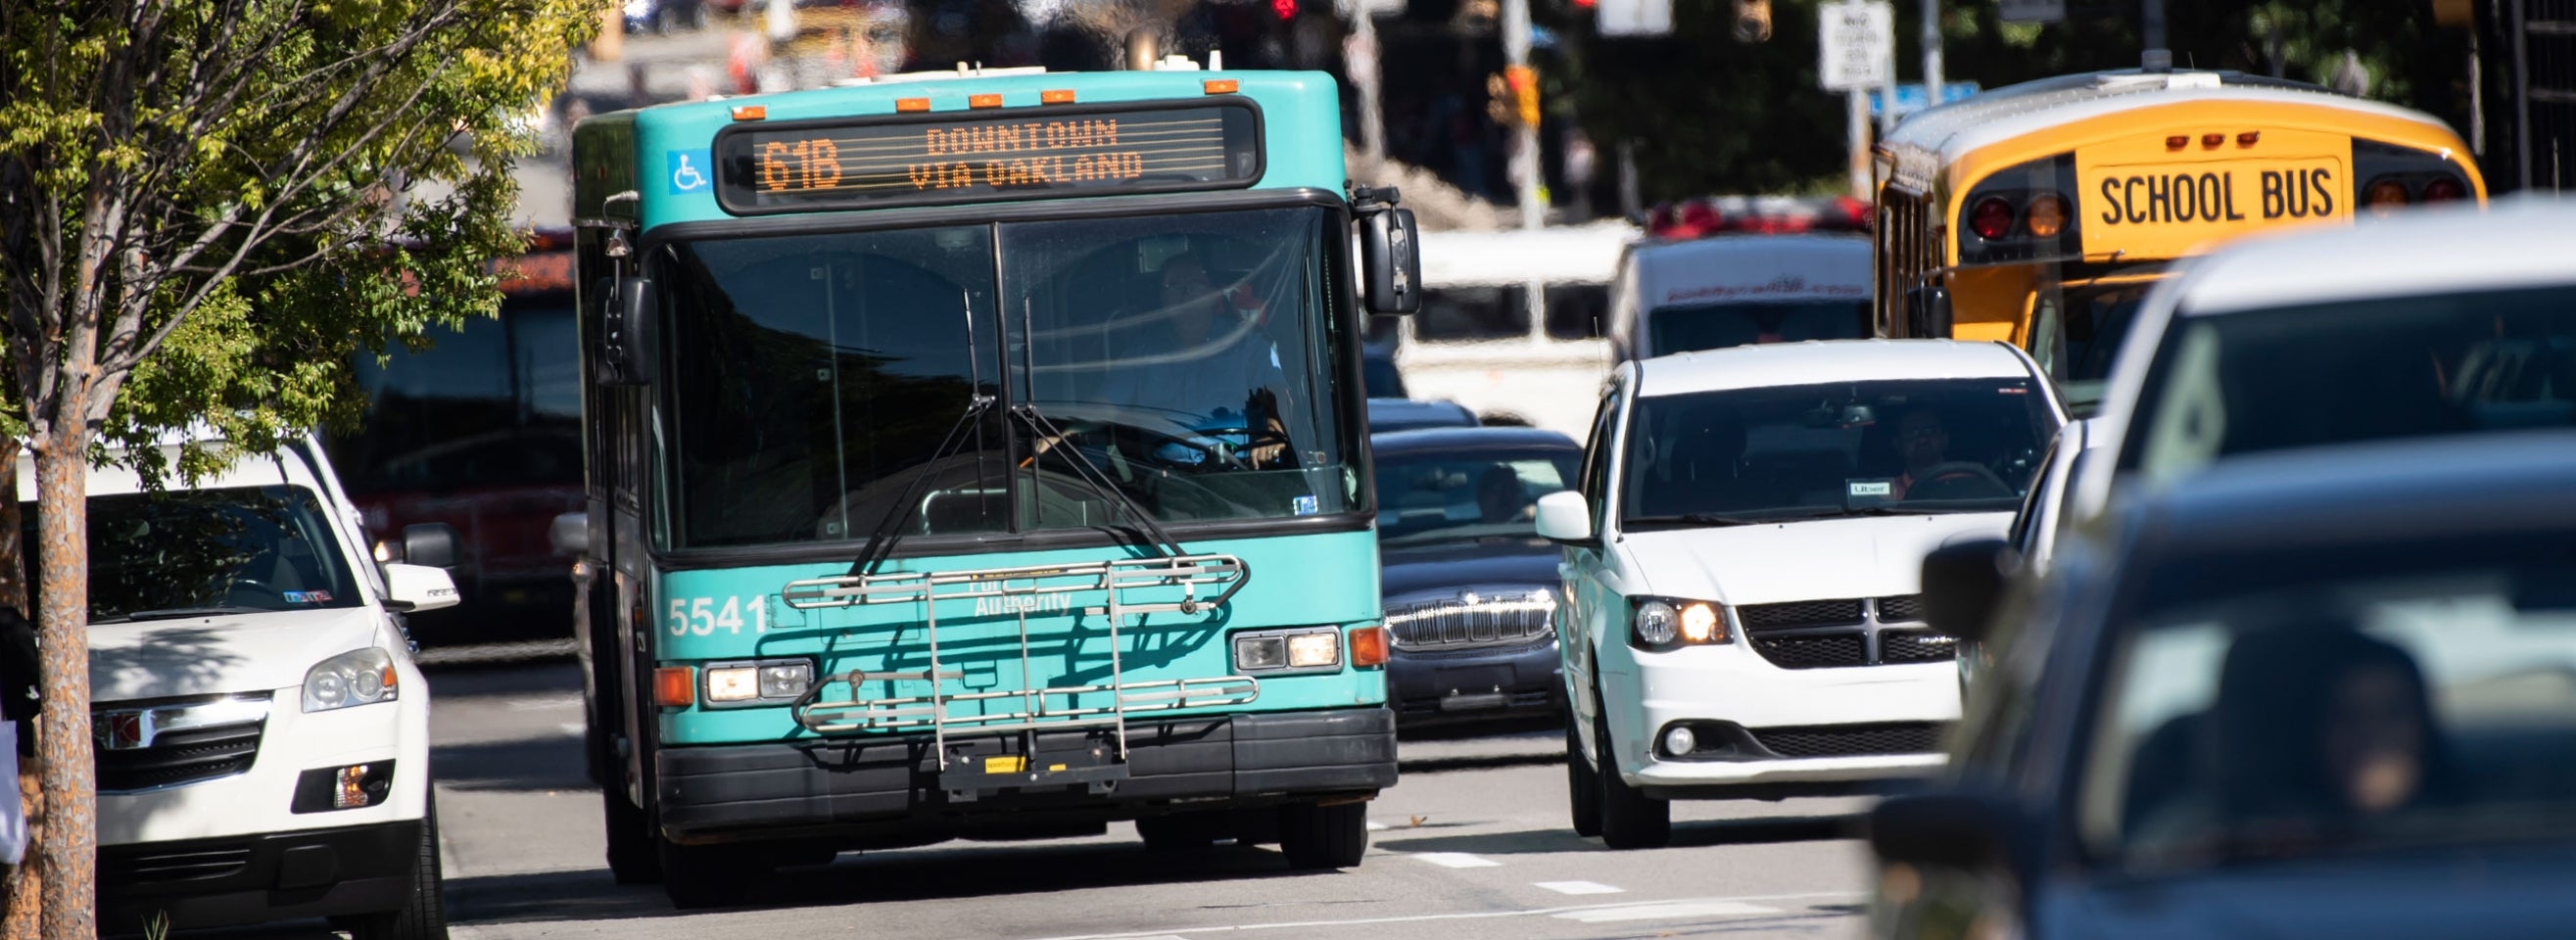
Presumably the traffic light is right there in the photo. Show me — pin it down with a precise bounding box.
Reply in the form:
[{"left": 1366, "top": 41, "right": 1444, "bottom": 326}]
[{"left": 1733, "top": 0, "right": 1772, "bottom": 42}]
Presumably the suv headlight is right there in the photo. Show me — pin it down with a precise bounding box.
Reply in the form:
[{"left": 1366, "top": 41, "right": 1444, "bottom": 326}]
[
  {"left": 304, "top": 647, "right": 399, "bottom": 712},
  {"left": 1630, "top": 597, "right": 1730, "bottom": 651}
]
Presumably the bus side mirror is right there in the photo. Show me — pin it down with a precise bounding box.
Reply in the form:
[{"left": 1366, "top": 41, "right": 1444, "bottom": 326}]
[
  {"left": 1905, "top": 285, "right": 1952, "bottom": 338},
  {"left": 597, "top": 275, "right": 656, "bottom": 386},
  {"left": 1360, "top": 208, "right": 1422, "bottom": 315}
]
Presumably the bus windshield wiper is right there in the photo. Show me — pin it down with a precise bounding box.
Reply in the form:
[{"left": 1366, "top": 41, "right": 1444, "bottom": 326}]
[
  {"left": 848, "top": 394, "right": 999, "bottom": 578},
  {"left": 1006, "top": 402, "right": 1191, "bottom": 562}
]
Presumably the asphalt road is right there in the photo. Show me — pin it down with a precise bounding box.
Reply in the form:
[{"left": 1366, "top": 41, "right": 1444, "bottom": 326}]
[{"left": 403, "top": 661, "right": 1874, "bottom": 940}]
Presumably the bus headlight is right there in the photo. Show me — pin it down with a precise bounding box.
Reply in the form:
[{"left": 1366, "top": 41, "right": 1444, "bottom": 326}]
[
  {"left": 700, "top": 658, "right": 814, "bottom": 707},
  {"left": 1231, "top": 627, "right": 1344, "bottom": 674}
]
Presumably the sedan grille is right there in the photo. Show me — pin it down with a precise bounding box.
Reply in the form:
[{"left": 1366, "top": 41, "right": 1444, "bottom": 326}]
[
  {"left": 1750, "top": 722, "right": 1951, "bottom": 758},
  {"left": 1386, "top": 593, "right": 1556, "bottom": 649}
]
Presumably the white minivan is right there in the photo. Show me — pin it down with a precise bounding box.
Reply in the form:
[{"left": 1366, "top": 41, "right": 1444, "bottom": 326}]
[
  {"left": 1539, "top": 340, "right": 2064, "bottom": 847},
  {"left": 42, "top": 433, "right": 460, "bottom": 940}
]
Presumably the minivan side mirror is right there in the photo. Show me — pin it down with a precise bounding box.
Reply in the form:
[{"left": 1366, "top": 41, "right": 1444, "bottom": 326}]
[
  {"left": 1921, "top": 538, "right": 2011, "bottom": 643},
  {"left": 400, "top": 522, "right": 460, "bottom": 571},
  {"left": 1905, "top": 285, "right": 1952, "bottom": 338},
  {"left": 1533, "top": 491, "right": 1596, "bottom": 544},
  {"left": 597, "top": 275, "right": 656, "bottom": 386},
  {"left": 1360, "top": 208, "right": 1422, "bottom": 315},
  {"left": 382, "top": 563, "right": 461, "bottom": 613}
]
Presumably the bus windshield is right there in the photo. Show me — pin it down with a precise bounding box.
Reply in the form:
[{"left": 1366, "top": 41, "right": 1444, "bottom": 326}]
[
  {"left": 660, "top": 206, "right": 1355, "bottom": 550},
  {"left": 1648, "top": 299, "right": 1871, "bottom": 353}
]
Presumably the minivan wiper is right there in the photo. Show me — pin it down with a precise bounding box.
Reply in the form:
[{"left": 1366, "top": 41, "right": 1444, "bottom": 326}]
[
  {"left": 102, "top": 605, "right": 269, "bottom": 624},
  {"left": 1621, "top": 512, "right": 1787, "bottom": 529}
]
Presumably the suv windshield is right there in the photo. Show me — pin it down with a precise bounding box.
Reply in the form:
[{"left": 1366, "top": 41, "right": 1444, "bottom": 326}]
[
  {"left": 2080, "top": 530, "right": 2576, "bottom": 871},
  {"left": 32, "top": 486, "right": 367, "bottom": 623},
  {"left": 1375, "top": 447, "right": 1578, "bottom": 546},
  {"left": 2121, "top": 284, "right": 2576, "bottom": 485},
  {"left": 1620, "top": 377, "right": 2055, "bottom": 526},
  {"left": 659, "top": 206, "right": 1355, "bottom": 549},
  {"left": 1647, "top": 300, "right": 1870, "bottom": 354}
]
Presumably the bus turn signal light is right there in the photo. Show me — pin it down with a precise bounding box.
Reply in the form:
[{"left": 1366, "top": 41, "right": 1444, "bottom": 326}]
[
  {"left": 1350, "top": 626, "right": 1390, "bottom": 668},
  {"left": 1969, "top": 197, "right": 2016, "bottom": 240},
  {"left": 654, "top": 667, "right": 695, "bottom": 708},
  {"left": 2365, "top": 178, "right": 2411, "bottom": 212},
  {"left": 2025, "top": 194, "right": 2068, "bottom": 238}
]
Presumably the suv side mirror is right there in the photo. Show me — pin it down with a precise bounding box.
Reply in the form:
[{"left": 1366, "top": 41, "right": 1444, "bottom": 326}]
[
  {"left": 1533, "top": 491, "right": 1596, "bottom": 544},
  {"left": 400, "top": 523, "right": 460, "bottom": 571},
  {"left": 597, "top": 275, "right": 656, "bottom": 386},
  {"left": 1360, "top": 208, "right": 1422, "bottom": 315},
  {"left": 1905, "top": 285, "right": 1952, "bottom": 338},
  {"left": 382, "top": 563, "right": 461, "bottom": 613},
  {"left": 1922, "top": 538, "right": 2011, "bottom": 643}
]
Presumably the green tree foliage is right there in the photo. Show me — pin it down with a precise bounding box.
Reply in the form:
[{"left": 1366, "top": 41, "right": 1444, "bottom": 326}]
[
  {"left": 1541, "top": 0, "right": 2474, "bottom": 202},
  {"left": 0, "top": 1, "right": 592, "bottom": 936}
]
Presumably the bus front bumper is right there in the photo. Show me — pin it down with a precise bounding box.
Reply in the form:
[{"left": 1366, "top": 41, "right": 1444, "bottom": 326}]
[{"left": 654, "top": 707, "right": 1396, "bottom": 842}]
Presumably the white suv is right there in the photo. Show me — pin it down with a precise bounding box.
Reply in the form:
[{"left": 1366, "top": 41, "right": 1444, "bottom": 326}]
[
  {"left": 1538, "top": 340, "right": 2064, "bottom": 847},
  {"left": 39, "top": 433, "right": 460, "bottom": 939}
]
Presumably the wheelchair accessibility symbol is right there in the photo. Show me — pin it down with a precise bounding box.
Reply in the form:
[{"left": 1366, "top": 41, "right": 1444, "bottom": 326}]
[{"left": 667, "top": 150, "right": 711, "bottom": 194}]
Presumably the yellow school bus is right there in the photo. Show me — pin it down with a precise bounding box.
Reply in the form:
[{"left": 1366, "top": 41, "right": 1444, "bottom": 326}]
[{"left": 1872, "top": 70, "right": 2487, "bottom": 413}]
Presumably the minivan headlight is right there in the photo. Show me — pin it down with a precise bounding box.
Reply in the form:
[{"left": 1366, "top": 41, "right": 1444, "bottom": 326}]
[
  {"left": 304, "top": 647, "right": 399, "bottom": 712},
  {"left": 1630, "top": 597, "right": 1730, "bottom": 651}
]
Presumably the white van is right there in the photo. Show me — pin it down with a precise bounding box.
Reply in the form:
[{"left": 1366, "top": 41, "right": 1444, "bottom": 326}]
[
  {"left": 1385, "top": 221, "right": 1639, "bottom": 438},
  {"left": 42, "top": 433, "right": 460, "bottom": 940},
  {"left": 1605, "top": 196, "right": 1874, "bottom": 362}
]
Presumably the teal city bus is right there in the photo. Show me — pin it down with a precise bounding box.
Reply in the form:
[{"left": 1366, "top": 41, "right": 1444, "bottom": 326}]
[{"left": 565, "top": 60, "right": 1424, "bottom": 908}]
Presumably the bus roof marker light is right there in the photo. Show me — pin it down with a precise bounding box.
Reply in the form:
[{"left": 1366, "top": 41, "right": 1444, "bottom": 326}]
[
  {"left": 2201, "top": 132, "right": 2224, "bottom": 149},
  {"left": 969, "top": 93, "right": 1004, "bottom": 109},
  {"left": 897, "top": 97, "right": 930, "bottom": 113},
  {"left": 730, "top": 105, "right": 767, "bottom": 120},
  {"left": 1205, "top": 78, "right": 1239, "bottom": 94},
  {"left": 2166, "top": 135, "right": 2188, "bottom": 150},
  {"left": 2237, "top": 130, "right": 2261, "bottom": 146},
  {"left": 1041, "top": 89, "right": 1076, "bottom": 104}
]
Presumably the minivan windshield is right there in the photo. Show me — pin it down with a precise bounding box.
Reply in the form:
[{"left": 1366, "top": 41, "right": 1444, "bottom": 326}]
[
  {"left": 1620, "top": 377, "right": 2057, "bottom": 526},
  {"left": 35, "top": 486, "right": 367, "bottom": 624},
  {"left": 2121, "top": 284, "right": 2576, "bottom": 485},
  {"left": 2080, "top": 530, "right": 2576, "bottom": 871}
]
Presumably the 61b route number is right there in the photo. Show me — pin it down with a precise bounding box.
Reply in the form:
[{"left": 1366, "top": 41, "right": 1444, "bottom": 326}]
[{"left": 667, "top": 595, "right": 770, "bottom": 636}]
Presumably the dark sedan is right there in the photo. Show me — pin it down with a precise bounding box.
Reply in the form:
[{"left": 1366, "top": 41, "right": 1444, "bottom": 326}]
[
  {"left": 1372, "top": 426, "right": 1582, "bottom": 728},
  {"left": 1872, "top": 430, "right": 2576, "bottom": 940}
]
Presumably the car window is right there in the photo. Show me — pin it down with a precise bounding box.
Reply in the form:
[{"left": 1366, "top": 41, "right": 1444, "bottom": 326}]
[
  {"left": 1619, "top": 376, "right": 2057, "bottom": 526},
  {"left": 1418, "top": 286, "right": 1531, "bottom": 342},
  {"left": 25, "top": 485, "right": 367, "bottom": 623},
  {"left": 2122, "top": 284, "right": 2576, "bottom": 486},
  {"left": 2075, "top": 529, "right": 2576, "bottom": 872},
  {"left": 1577, "top": 388, "right": 1622, "bottom": 530},
  {"left": 1646, "top": 300, "right": 1871, "bottom": 354},
  {"left": 1375, "top": 450, "right": 1580, "bottom": 545}
]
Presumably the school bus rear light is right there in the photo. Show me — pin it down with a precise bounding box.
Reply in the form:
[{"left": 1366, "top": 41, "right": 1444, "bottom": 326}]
[
  {"left": 654, "top": 667, "right": 695, "bottom": 707},
  {"left": 896, "top": 97, "right": 930, "bottom": 113},
  {"left": 1040, "top": 89, "right": 1076, "bottom": 104},
  {"left": 2025, "top": 194, "right": 2068, "bottom": 238},
  {"left": 1204, "top": 79, "right": 1239, "bottom": 94},
  {"left": 969, "top": 93, "right": 1004, "bottom": 109}
]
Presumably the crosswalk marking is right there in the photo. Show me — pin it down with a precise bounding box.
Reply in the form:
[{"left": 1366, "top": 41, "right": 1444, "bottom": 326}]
[
  {"left": 1410, "top": 852, "right": 1501, "bottom": 869},
  {"left": 1533, "top": 880, "right": 1623, "bottom": 895},
  {"left": 1553, "top": 900, "right": 1782, "bottom": 922}
]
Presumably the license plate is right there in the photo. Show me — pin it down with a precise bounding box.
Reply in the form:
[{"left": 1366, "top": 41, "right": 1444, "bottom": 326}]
[{"left": 2078, "top": 157, "right": 2348, "bottom": 258}]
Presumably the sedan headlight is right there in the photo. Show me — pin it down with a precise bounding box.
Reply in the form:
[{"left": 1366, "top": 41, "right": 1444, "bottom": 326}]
[
  {"left": 304, "top": 647, "right": 399, "bottom": 712},
  {"left": 1630, "top": 597, "right": 1730, "bottom": 651}
]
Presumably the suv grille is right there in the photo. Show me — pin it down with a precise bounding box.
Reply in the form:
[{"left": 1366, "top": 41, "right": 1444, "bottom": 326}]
[
  {"left": 1751, "top": 722, "right": 1950, "bottom": 758},
  {"left": 1740, "top": 596, "right": 1955, "bottom": 669},
  {"left": 94, "top": 697, "right": 267, "bottom": 793},
  {"left": 100, "top": 845, "right": 253, "bottom": 884},
  {"left": 1386, "top": 593, "right": 1555, "bottom": 649}
]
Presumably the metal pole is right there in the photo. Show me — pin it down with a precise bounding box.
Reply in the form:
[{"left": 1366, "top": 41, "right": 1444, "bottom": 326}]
[
  {"left": 2513, "top": 0, "right": 2532, "bottom": 190},
  {"left": 1503, "top": 0, "right": 1542, "bottom": 229},
  {"left": 1922, "top": 0, "right": 1942, "bottom": 109},
  {"left": 1849, "top": 88, "right": 1872, "bottom": 200},
  {"left": 1353, "top": 13, "right": 1387, "bottom": 164},
  {"left": 2141, "top": 0, "right": 2171, "bottom": 71}
]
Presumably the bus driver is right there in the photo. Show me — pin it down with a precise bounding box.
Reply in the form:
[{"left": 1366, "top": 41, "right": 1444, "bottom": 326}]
[{"left": 1098, "top": 255, "right": 1296, "bottom": 468}]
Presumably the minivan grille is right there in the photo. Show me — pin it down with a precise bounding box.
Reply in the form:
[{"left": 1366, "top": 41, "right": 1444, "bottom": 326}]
[
  {"left": 1739, "top": 596, "right": 1953, "bottom": 669},
  {"left": 1751, "top": 722, "right": 1950, "bottom": 758},
  {"left": 1736, "top": 599, "right": 1865, "bottom": 630},
  {"left": 1385, "top": 593, "right": 1555, "bottom": 649}
]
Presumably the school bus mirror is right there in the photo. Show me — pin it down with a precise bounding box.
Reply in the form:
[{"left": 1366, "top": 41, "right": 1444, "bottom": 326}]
[
  {"left": 599, "top": 275, "right": 657, "bottom": 386},
  {"left": 1360, "top": 208, "right": 1421, "bottom": 315},
  {"left": 1904, "top": 285, "right": 1952, "bottom": 338}
]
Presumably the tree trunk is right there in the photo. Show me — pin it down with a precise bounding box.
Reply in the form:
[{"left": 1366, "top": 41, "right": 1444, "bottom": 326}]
[
  {"left": 30, "top": 424, "right": 93, "bottom": 940},
  {"left": 0, "top": 437, "right": 36, "bottom": 940}
]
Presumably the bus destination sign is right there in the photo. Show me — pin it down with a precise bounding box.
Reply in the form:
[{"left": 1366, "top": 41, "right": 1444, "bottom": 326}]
[{"left": 714, "top": 102, "right": 1262, "bottom": 213}]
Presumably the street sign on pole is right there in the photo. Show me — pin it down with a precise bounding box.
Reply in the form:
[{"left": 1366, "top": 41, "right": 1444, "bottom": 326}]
[
  {"left": 1868, "top": 81, "right": 1981, "bottom": 118},
  {"left": 1999, "top": 0, "right": 2063, "bottom": 24},
  {"left": 1598, "top": 0, "right": 1673, "bottom": 37},
  {"left": 1819, "top": 1, "right": 1895, "bottom": 92}
]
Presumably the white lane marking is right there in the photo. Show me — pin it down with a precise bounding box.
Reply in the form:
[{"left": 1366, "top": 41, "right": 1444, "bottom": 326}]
[
  {"left": 1553, "top": 900, "right": 1782, "bottom": 922},
  {"left": 558, "top": 722, "right": 586, "bottom": 738},
  {"left": 508, "top": 693, "right": 585, "bottom": 711},
  {"left": 1533, "top": 880, "right": 1623, "bottom": 895},
  {"left": 1365, "top": 821, "right": 1389, "bottom": 831},
  {"left": 1007, "top": 892, "right": 1862, "bottom": 940},
  {"left": 1411, "top": 852, "right": 1501, "bottom": 869}
]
